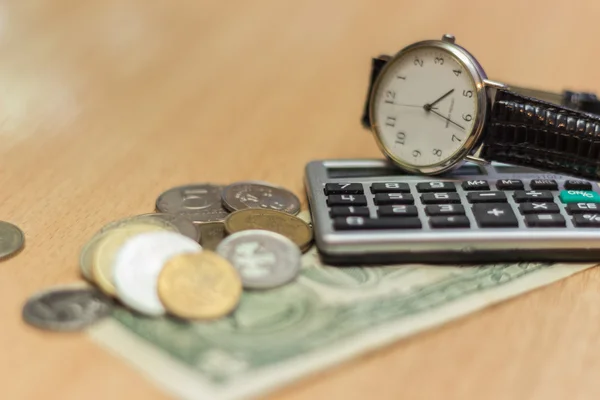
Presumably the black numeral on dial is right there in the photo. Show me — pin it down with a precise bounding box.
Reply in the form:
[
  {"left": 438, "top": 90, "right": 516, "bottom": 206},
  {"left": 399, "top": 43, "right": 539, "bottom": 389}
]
[
  {"left": 434, "top": 57, "right": 444, "bottom": 65},
  {"left": 453, "top": 69, "right": 461, "bottom": 77},
  {"left": 433, "top": 149, "right": 442, "bottom": 157},
  {"left": 386, "top": 116, "right": 396, "bottom": 127},
  {"left": 462, "top": 114, "right": 472, "bottom": 121},
  {"left": 385, "top": 90, "right": 395, "bottom": 104},
  {"left": 396, "top": 132, "right": 405, "bottom": 145},
  {"left": 462, "top": 90, "right": 473, "bottom": 98},
  {"left": 414, "top": 57, "right": 423, "bottom": 67},
  {"left": 452, "top": 134, "right": 462, "bottom": 142},
  {"left": 412, "top": 150, "right": 421, "bottom": 157}
]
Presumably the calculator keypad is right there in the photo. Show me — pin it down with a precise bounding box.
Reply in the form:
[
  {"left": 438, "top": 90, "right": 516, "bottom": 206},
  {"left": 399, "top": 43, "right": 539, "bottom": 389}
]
[
  {"left": 530, "top": 179, "right": 558, "bottom": 190},
  {"left": 472, "top": 203, "right": 519, "bottom": 227},
  {"left": 466, "top": 191, "right": 506, "bottom": 203},
  {"left": 519, "top": 202, "right": 560, "bottom": 214},
  {"left": 322, "top": 177, "right": 596, "bottom": 232},
  {"left": 324, "top": 183, "right": 364, "bottom": 195},
  {"left": 378, "top": 205, "right": 418, "bottom": 217},
  {"left": 425, "top": 204, "right": 465, "bottom": 216},
  {"left": 329, "top": 206, "right": 370, "bottom": 218},
  {"left": 333, "top": 217, "right": 422, "bottom": 230},
  {"left": 420, "top": 192, "right": 461, "bottom": 204},
  {"left": 513, "top": 190, "right": 554, "bottom": 202},
  {"left": 461, "top": 180, "right": 489, "bottom": 191},
  {"left": 416, "top": 182, "right": 456, "bottom": 192},
  {"left": 371, "top": 182, "right": 410, "bottom": 193},
  {"left": 326, "top": 194, "right": 367, "bottom": 207},
  {"left": 374, "top": 193, "right": 414, "bottom": 205}
]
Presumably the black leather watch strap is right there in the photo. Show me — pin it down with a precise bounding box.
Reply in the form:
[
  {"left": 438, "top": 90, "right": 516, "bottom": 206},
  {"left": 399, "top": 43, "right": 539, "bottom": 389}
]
[
  {"left": 361, "top": 56, "right": 389, "bottom": 128},
  {"left": 480, "top": 89, "right": 600, "bottom": 180}
]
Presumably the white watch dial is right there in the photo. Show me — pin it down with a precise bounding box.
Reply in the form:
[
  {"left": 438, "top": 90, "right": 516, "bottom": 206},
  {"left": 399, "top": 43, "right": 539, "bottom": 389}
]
[{"left": 372, "top": 47, "right": 478, "bottom": 167}]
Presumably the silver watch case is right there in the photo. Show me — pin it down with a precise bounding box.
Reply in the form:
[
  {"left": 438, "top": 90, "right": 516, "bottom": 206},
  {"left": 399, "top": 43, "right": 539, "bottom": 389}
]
[{"left": 368, "top": 34, "right": 506, "bottom": 176}]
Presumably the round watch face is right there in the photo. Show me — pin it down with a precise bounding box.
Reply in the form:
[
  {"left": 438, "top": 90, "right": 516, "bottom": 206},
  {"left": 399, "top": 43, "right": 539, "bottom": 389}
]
[{"left": 370, "top": 42, "right": 485, "bottom": 173}]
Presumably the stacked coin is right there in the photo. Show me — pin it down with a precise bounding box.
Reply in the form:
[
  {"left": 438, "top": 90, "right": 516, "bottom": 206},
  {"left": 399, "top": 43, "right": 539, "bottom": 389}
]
[
  {"left": 154, "top": 180, "right": 311, "bottom": 252},
  {"left": 23, "top": 180, "right": 313, "bottom": 331}
]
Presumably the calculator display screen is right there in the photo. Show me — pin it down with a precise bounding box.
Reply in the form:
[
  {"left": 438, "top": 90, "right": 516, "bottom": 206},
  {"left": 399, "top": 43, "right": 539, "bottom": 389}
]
[{"left": 327, "top": 164, "right": 483, "bottom": 179}]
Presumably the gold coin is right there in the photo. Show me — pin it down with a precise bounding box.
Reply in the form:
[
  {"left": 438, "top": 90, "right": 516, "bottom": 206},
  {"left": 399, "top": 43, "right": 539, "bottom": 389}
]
[
  {"left": 224, "top": 209, "right": 313, "bottom": 251},
  {"left": 198, "top": 221, "right": 226, "bottom": 250},
  {"left": 157, "top": 251, "right": 242, "bottom": 320},
  {"left": 91, "top": 223, "right": 174, "bottom": 297},
  {"left": 0, "top": 221, "right": 24, "bottom": 260},
  {"left": 80, "top": 215, "right": 178, "bottom": 281}
]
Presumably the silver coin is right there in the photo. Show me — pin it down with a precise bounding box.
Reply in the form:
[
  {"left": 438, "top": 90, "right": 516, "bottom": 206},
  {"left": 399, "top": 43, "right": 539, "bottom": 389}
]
[
  {"left": 138, "top": 213, "right": 199, "bottom": 242},
  {"left": 0, "top": 220, "right": 24, "bottom": 260},
  {"left": 215, "top": 229, "right": 301, "bottom": 289},
  {"left": 22, "top": 285, "right": 113, "bottom": 331},
  {"left": 79, "top": 214, "right": 180, "bottom": 281},
  {"left": 155, "top": 184, "right": 230, "bottom": 223},
  {"left": 221, "top": 182, "right": 301, "bottom": 215}
]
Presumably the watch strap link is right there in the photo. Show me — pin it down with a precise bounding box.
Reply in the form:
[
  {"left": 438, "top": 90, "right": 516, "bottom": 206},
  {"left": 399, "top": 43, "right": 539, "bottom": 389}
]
[{"left": 481, "top": 89, "right": 600, "bottom": 179}]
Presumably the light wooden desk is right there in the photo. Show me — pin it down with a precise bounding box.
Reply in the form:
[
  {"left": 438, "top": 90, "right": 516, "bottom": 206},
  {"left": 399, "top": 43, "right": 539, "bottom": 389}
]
[{"left": 3, "top": 1, "right": 600, "bottom": 399}]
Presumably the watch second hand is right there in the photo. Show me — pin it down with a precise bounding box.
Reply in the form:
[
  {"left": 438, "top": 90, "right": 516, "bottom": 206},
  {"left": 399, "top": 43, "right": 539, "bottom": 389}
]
[{"left": 429, "top": 109, "right": 465, "bottom": 130}]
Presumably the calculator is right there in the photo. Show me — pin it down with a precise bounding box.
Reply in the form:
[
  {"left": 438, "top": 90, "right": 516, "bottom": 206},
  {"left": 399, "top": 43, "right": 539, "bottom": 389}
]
[{"left": 304, "top": 159, "right": 600, "bottom": 265}]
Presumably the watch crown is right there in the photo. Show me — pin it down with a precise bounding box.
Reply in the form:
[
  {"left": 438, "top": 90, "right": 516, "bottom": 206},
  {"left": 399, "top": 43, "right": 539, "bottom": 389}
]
[{"left": 442, "top": 34, "right": 456, "bottom": 44}]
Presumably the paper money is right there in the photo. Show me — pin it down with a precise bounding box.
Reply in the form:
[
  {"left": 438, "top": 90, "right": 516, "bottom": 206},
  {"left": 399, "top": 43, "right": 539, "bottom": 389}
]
[{"left": 89, "top": 213, "right": 597, "bottom": 400}]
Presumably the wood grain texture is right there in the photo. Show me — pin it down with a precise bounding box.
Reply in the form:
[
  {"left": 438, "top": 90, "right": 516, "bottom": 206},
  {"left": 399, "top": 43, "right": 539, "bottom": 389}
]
[{"left": 2, "top": 0, "right": 600, "bottom": 399}]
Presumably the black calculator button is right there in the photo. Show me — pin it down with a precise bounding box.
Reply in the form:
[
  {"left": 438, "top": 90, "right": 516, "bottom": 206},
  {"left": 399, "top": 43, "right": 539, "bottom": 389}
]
[
  {"left": 513, "top": 190, "right": 554, "bottom": 203},
  {"left": 519, "top": 202, "right": 560, "bottom": 214},
  {"left": 326, "top": 194, "right": 367, "bottom": 207},
  {"left": 374, "top": 193, "right": 414, "bottom": 205},
  {"left": 472, "top": 203, "right": 519, "bottom": 227},
  {"left": 416, "top": 182, "right": 456, "bottom": 193},
  {"left": 378, "top": 205, "right": 418, "bottom": 217},
  {"left": 524, "top": 214, "right": 566, "bottom": 227},
  {"left": 420, "top": 192, "right": 461, "bottom": 204},
  {"left": 461, "top": 180, "right": 489, "bottom": 191},
  {"left": 530, "top": 179, "right": 558, "bottom": 190},
  {"left": 370, "top": 182, "right": 410, "bottom": 193},
  {"left": 572, "top": 214, "right": 600, "bottom": 227},
  {"left": 429, "top": 215, "right": 470, "bottom": 228},
  {"left": 565, "top": 202, "right": 600, "bottom": 214},
  {"left": 329, "top": 206, "right": 370, "bottom": 218},
  {"left": 496, "top": 179, "right": 524, "bottom": 190},
  {"left": 564, "top": 180, "right": 593, "bottom": 190},
  {"left": 466, "top": 191, "right": 507, "bottom": 203},
  {"left": 333, "top": 217, "right": 421, "bottom": 230},
  {"left": 424, "top": 204, "right": 465, "bottom": 216},
  {"left": 324, "top": 183, "right": 363, "bottom": 195}
]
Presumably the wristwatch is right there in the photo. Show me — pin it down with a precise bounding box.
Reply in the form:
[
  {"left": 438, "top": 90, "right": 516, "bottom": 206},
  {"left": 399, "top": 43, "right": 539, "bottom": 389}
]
[{"left": 361, "top": 34, "right": 600, "bottom": 180}]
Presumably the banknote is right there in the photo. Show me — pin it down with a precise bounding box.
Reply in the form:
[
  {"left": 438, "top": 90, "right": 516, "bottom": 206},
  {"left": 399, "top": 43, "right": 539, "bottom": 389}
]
[{"left": 89, "top": 212, "right": 597, "bottom": 400}]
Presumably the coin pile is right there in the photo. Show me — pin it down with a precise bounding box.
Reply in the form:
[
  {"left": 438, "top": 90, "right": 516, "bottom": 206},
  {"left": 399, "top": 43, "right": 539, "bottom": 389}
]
[{"left": 22, "top": 181, "right": 313, "bottom": 331}]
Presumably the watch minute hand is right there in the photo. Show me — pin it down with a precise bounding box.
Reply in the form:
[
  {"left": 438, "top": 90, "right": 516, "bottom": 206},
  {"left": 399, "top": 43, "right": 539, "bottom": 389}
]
[{"left": 429, "top": 109, "right": 465, "bottom": 130}]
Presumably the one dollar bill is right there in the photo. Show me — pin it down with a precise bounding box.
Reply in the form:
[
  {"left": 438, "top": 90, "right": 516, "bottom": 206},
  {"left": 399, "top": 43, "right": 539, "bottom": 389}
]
[{"left": 89, "top": 212, "right": 597, "bottom": 400}]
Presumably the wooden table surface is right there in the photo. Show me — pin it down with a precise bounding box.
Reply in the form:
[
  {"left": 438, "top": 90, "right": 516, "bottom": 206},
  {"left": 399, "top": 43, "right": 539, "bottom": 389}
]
[{"left": 4, "top": 1, "right": 600, "bottom": 399}]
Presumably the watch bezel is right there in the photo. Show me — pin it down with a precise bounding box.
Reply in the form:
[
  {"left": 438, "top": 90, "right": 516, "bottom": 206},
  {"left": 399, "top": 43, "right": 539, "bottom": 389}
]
[{"left": 368, "top": 39, "right": 489, "bottom": 175}]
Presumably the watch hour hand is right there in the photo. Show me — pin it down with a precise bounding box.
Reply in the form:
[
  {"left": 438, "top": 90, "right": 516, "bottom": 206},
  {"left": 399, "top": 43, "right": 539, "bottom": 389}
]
[{"left": 424, "top": 89, "right": 454, "bottom": 111}]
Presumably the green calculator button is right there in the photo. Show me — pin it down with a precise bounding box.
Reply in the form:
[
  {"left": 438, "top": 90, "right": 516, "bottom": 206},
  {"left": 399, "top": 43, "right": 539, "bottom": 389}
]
[{"left": 559, "top": 190, "right": 600, "bottom": 203}]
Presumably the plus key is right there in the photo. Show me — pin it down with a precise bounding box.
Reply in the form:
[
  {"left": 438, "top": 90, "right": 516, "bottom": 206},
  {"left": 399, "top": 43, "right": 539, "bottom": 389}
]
[{"left": 472, "top": 203, "right": 519, "bottom": 227}]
